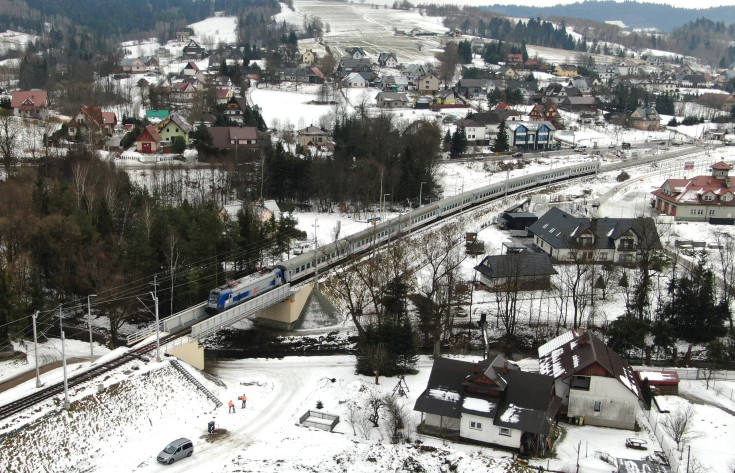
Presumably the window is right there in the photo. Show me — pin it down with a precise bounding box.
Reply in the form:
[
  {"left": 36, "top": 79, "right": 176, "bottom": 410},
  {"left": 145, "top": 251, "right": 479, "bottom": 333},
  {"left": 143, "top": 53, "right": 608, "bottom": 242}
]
[
  {"left": 499, "top": 427, "right": 511, "bottom": 436},
  {"left": 704, "top": 194, "right": 713, "bottom": 201},
  {"left": 594, "top": 401, "right": 601, "bottom": 412},
  {"left": 571, "top": 375, "right": 591, "bottom": 390},
  {"left": 709, "top": 210, "right": 715, "bottom": 215},
  {"left": 470, "top": 421, "right": 482, "bottom": 430}
]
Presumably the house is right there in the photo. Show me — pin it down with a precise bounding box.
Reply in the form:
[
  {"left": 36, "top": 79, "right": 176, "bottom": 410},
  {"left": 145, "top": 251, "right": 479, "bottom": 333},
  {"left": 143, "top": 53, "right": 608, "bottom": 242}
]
[
  {"left": 155, "top": 114, "right": 192, "bottom": 146},
  {"left": 67, "top": 106, "right": 116, "bottom": 139},
  {"left": 454, "top": 79, "right": 488, "bottom": 99},
  {"left": 559, "top": 96, "right": 597, "bottom": 112},
  {"left": 651, "top": 161, "right": 735, "bottom": 221},
  {"left": 470, "top": 38, "right": 485, "bottom": 52},
  {"left": 454, "top": 118, "right": 488, "bottom": 144},
  {"left": 224, "top": 97, "right": 252, "bottom": 124},
  {"left": 507, "top": 53, "right": 523, "bottom": 66},
  {"left": 418, "top": 73, "right": 440, "bottom": 94},
  {"left": 470, "top": 110, "right": 521, "bottom": 143},
  {"left": 342, "top": 71, "right": 369, "bottom": 88},
  {"left": 497, "top": 66, "right": 518, "bottom": 80},
  {"left": 505, "top": 121, "right": 556, "bottom": 150},
  {"left": 524, "top": 58, "right": 542, "bottom": 70},
  {"left": 345, "top": 47, "right": 367, "bottom": 59},
  {"left": 380, "top": 75, "right": 409, "bottom": 91},
  {"left": 136, "top": 125, "right": 163, "bottom": 154},
  {"left": 378, "top": 53, "right": 398, "bottom": 68},
  {"left": 183, "top": 39, "right": 206, "bottom": 60},
  {"left": 121, "top": 57, "right": 146, "bottom": 73},
  {"left": 259, "top": 199, "right": 282, "bottom": 222},
  {"left": 182, "top": 61, "right": 199, "bottom": 76},
  {"left": 375, "top": 91, "right": 410, "bottom": 108},
  {"left": 538, "top": 330, "right": 642, "bottom": 430},
  {"left": 302, "top": 48, "right": 316, "bottom": 65},
  {"left": 527, "top": 207, "right": 662, "bottom": 264},
  {"left": 11, "top": 90, "right": 48, "bottom": 119},
  {"left": 145, "top": 109, "right": 170, "bottom": 124},
  {"left": 171, "top": 81, "right": 198, "bottom": 102},
  {"left": 297, "top": 126, "right": 329, "bottom": 148},
  {"left": 216, "top": 88, "right": 234, "bottom": 105},
  {"left": 554, "top": 64, "right": 578, "bottom": 78},
  {"left": 435, "top": 89, "right": 457, "bottom": 105},
  {"left": 628, "top": 107, "right": 660, "bottom": 131},
  {"left": 209, "top": 126, "right": 260, "bottom": 151},
  {"left": 338, "top": 58, "right": 373, "bottom": 75},
  {"left": 528, "top": 103, "right": 561, "bottom": 125},
  {"left": 414, "top": 355, "right": 561, "bottom": 455},
  {"left": 474, "top": 250, "right": 557, "bottom": 290},
  {"left": 403, "top": 64, "right": 428, "bottom": 86}
]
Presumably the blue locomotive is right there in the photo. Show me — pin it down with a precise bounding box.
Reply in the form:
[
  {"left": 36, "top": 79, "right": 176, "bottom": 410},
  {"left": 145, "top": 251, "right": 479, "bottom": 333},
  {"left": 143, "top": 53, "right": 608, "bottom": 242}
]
[{"left": 206, "top": 265, "right": 290, "bottom": 313}]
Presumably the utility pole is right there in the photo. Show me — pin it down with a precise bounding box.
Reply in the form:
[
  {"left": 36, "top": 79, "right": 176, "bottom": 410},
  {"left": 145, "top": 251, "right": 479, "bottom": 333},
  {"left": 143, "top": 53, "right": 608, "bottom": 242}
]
[
  {"left": 59, "top": 306, "right": 70, "bottom": 409},
  {"left": 686, "top": 445, "right": 691, "bottom": 473},
  {"left": 32, "top": 311, "right": 41, "bottom": 388},
  {"left": 150, "top": 276, "right": 161, "bottom": 362},
  {"left": 87, "top": 294, "right": 97, "bottom": 360},
  {"left": 419, "top": 181, "right": 426, "bottom": 209}
]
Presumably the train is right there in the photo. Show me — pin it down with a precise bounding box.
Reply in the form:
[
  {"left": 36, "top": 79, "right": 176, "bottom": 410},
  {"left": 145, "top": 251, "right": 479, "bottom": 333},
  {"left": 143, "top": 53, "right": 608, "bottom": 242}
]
[
  {"left": 206, "top": 160, "right": 599, "bottom": 313},
  {"left": 206, "top": 265, "right": 290, "bottom": 313}
]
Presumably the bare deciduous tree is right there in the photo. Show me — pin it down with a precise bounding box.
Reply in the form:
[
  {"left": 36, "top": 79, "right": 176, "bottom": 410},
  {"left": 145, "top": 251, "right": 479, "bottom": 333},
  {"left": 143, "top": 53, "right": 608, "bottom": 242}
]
[
  {"left": 0, "top": 111, "right": 19, "bottom": 176},
  {"left": 661, "top": 404, "right": 696, "bottom": 450}
]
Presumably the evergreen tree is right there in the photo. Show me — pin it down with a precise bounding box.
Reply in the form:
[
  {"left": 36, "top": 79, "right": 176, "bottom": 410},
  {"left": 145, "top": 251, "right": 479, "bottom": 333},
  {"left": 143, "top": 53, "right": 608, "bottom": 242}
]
[
  {"left": 492, "top": 119, "right": 509, "bottom": 152},
  {"left": 450, "top": 126, "right": 467, "bottom": 158}
]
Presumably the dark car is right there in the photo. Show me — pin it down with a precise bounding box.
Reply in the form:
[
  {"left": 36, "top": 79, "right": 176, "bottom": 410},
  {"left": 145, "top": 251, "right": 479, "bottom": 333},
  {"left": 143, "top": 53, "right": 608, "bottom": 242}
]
[{"left": 512, "top": 152, "right": 523, "bottom": 158}]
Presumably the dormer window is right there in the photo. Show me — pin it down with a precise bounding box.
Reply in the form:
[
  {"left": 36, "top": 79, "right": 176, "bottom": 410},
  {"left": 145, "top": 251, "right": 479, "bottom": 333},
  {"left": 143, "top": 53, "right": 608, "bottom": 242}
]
[{"left": 703, "top": 194, "right": 714, "bottom": 201}]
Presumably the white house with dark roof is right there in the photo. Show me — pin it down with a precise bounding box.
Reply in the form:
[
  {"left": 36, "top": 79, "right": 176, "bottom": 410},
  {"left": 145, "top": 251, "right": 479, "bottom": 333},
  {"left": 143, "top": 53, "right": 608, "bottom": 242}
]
[
  {"left": 651, "top": 161, "right": 735, "bottom": 222},
  {"left": 538, "top": 330, "right": 642, "bottom": 430},
  {"left": 527, "top": 207, "right": 661, "bottom": 264},
  {"left": 414, "top": 355, "right": 561, "bottom": 455}
]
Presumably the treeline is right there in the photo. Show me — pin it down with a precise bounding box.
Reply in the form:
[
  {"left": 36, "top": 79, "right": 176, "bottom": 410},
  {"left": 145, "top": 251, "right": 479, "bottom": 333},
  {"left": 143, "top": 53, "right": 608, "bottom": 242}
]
[
  {"left": 0, "top": 151, "right": 300, "bottom": 348},
  {"left": 261, "top": 115, "right": 441, "bottom": 213}
]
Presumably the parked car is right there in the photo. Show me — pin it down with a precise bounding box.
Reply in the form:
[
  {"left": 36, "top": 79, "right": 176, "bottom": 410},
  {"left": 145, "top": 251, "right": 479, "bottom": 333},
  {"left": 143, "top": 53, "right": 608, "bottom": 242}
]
[
  {"left": 512, "top": 152, "right": 523, "bottom": 158},
  {"left": 621, "top": 142, "right": 631, "bottom": 149},
  {"left": 157, "top": 438, "right": 193, "bottom": 464}
]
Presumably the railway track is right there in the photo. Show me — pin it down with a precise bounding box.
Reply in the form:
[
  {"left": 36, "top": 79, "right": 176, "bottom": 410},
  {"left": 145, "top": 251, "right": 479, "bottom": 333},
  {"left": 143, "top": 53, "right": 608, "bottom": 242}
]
[
  {"left": 0, "top": 332, "right": 184, "bottom": 422},
  {"left": 1, "top": 145, "right": 718, "bottom": 422}
]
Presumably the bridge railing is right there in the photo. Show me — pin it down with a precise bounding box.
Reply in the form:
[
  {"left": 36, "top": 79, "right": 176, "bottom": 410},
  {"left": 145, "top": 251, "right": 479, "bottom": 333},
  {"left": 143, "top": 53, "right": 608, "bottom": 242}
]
[
  {"left": 126, "top": 302, "right": 207, "bottom": 346},
  {"left": 191, "top": 284, "right": 292, "bottom": 340}
]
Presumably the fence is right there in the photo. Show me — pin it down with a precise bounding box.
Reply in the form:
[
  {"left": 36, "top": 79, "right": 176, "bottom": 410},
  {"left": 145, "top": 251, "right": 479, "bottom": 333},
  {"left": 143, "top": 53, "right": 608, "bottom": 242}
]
[
  {"left": 638, "top": 406, "right": 681, "bottom": 472},
  {"left": 299, "top": 410, "right": 339, "bottom": 431}
]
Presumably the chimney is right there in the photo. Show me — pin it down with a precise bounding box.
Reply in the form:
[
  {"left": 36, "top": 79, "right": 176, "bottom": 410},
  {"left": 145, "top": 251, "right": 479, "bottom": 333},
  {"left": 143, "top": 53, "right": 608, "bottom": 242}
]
[{"left": 503, "top": 361, "right": 508, "bottom": 374}]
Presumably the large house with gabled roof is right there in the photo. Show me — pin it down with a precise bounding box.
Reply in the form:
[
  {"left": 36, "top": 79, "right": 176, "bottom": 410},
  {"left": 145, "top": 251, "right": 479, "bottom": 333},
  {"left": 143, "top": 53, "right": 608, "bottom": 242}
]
[
  {"left": 651, "top": 161, "right": 735, "bottom": 222},
  {"left": 527, "top": 207, "right": 661, "bottom": 264},
  {"left": 414, "top": 355, "right": 561, "bottom": 455},
  {"left": 538, "top": 330, "right": 642, "bottom": 430}
]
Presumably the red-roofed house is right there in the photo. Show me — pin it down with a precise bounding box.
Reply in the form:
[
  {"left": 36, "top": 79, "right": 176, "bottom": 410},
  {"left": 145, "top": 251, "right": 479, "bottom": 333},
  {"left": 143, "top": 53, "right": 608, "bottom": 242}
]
[
  {"left": 651, "top": 161, "right": 735, "bottom": 221},
  {"left": 136, "top": 125, "right": 163, "bottom": 153},
  {"left": 216, "top": 88, "right": 234, "bottom": 105},
  {"left": 636, "top": 370, "right": 679, "bottom": 396},
  {"left": 11, "top": 90, "right": 48, "bottom": 119},
  {"left": 68, "top": 106, "right": 116, "bottom": 142}
]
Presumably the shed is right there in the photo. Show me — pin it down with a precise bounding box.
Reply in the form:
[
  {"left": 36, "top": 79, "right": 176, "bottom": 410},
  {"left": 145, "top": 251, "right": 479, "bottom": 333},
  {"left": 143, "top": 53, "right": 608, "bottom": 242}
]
[
  {"left": 500, "top": 212, "right": 538, "bottom": 231},
  {"left": 636, "top": 370, "right": 679, "bottom": 395}
]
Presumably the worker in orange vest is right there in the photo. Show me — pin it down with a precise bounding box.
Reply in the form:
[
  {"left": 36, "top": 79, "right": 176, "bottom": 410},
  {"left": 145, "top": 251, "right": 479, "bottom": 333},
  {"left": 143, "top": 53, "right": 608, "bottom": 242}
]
[
  {"left": 228, "top": 399, "right": 235, "bottom": 413},
  {"left": 240, "top": 394, "right": 247, "bottom": 408}
]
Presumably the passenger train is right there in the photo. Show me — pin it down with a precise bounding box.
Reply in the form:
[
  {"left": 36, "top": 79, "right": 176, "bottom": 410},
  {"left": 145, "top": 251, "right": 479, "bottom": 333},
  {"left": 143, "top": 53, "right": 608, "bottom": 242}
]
[{"left": 208, "top": 160, "right": 599, "bottom": 313}]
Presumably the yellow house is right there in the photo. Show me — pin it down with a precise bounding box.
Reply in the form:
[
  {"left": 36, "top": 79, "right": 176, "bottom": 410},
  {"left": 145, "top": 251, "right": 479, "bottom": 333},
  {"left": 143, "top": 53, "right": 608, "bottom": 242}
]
[
  {"left": 554, "top": 64, "right": 578, "bottom": 78},
  {"left": 302, "top": 49, "right": 316, "bottom": 65},
  {"left": 155, "top": 114, "right": 193, "bottom": 146}
]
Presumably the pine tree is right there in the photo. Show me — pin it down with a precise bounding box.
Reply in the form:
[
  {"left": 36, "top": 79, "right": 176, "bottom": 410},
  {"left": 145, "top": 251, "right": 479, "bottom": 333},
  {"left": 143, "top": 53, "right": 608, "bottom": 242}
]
[{"left": 492, "top": 119, "right": 509, "bottom": 152}]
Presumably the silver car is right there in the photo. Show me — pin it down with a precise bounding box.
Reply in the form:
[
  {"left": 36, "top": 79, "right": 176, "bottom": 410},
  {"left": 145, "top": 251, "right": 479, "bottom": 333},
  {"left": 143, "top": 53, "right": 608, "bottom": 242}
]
[{"left": 157, "top": 438, "right": 193, "bottom": 464}]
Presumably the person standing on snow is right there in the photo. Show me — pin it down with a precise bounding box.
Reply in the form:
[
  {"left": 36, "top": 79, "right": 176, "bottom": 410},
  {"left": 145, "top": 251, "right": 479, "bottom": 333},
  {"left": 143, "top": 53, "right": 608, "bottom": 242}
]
[
  {"left": 228, "top": 400, "right": 235, "bottom": 413},
  {"left": 240, "top": 394, "right": 247, "bottom": 408}
]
